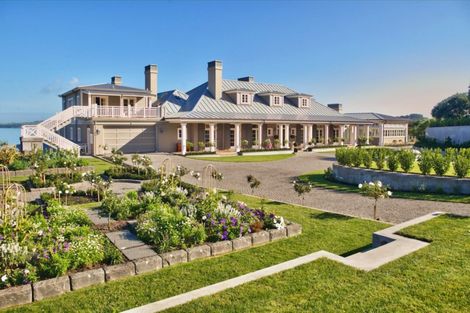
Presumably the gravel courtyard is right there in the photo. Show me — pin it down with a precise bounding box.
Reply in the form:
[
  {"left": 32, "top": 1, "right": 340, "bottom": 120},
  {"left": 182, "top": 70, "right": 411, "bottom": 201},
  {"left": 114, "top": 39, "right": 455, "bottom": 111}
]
[{"left": 132, "top": 152, "right": 469, "bottom": 224}]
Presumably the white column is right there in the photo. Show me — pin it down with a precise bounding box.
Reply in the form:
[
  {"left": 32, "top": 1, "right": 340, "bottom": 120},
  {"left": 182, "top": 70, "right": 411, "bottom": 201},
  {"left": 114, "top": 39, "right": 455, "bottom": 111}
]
[
  {"left": 350, "top": 125, "right": 357, "bottom": 146},
  {"left": 258, "top": 123, "right": 263, "bottom": 147},
  {"left": 278, "top": 124, "right": 284, "bottom": 148},
  {"left": 404, "top": 124, "right": 408, "bottom": 144},
  {"left": 303, "top": 124, "right": 309, "bottom": 146},
  {"left": 379, "top": 123, "right": 385, "bottom": 146},
  {"left": 209, "top": 123, "right": 215, "bottom": 152},
  {"left": 324, "top": 124, "right": 329, "bottom": 145},
  {"left": 365, "top": 125, "right": 370, "bottom": 145},
  {"left": 181, "top": 123, "right": 187, "bottom": 156},
  {"left": 339, "top": 125, "right": 345, "bottom": 145},
  {"left": 284, "top": 124, "right": 290, "bottom": 148},
  {"left": 234, "top": 123, "right": 241, "bottom": 152},
  {"left": 308, "top": 124, "right": 314, "bottom": 144}
]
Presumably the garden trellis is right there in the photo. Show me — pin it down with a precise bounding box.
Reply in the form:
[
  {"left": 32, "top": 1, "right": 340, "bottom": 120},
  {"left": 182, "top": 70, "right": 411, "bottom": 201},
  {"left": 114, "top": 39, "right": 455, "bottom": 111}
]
[{"left": 1, "top": 166, "right": 27, "bottom": 228}]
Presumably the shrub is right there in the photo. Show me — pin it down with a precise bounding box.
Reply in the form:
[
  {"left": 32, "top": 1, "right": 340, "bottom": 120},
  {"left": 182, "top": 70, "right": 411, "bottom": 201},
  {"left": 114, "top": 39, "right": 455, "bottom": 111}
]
[
  {"left": 246, "top": 175, "right": 261, "bottom": 194},
  {"left": 335, "top": 148, "right": 353, "bottom": 166},
  {"left": 386, "top": 151, "right": 399, "bottom": 172},
  {"left": 453, "top": 155, "right": 470, "bottom": 178},
  {"left": 418, "top": 149, "right": 433, "bottom": 175},
  {"left": 351, "top": 149, "right": 362, "bottom": 167},
  {"left": 397, "top": 150, "right": 415, "bottom": 173},
  {"left": 100, "top": 192, "right": 142, "bottom": 220},
  {"left": 8, "top": 158, "right": 29, "bottom": 170},
  {"left": 432, "top": 150, "right": 451, "bottom": 176},
  {"left": 372, "top": 148, "right": 387, "bottom": 170},
  {"left": 362, "top": 150, "right": 372, "bottom": 168}
]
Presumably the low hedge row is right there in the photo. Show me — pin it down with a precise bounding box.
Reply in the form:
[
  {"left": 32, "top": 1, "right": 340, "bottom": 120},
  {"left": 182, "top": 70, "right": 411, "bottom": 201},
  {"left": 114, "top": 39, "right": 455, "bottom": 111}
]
[{"left": 335, "top": 147, "right": 470, "bottom": 178}]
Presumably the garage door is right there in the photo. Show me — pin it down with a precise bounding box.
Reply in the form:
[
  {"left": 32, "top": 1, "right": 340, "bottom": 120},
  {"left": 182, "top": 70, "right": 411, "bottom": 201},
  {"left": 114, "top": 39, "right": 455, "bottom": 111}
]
[{"left": 103, "top": 126, "right": 156, "bottom": 153}]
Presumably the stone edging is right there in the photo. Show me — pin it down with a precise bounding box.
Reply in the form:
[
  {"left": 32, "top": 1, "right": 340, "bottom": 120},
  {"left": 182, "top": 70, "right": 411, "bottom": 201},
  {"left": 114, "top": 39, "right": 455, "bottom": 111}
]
[
  {"left": 0, "top": 223, "right": 302, "bottom": 310},
  {"left": 332, "top": 163, "right": 470, "bottom": 195},
  {"left": 4, "top": 166, "right": 94, "bottom": 178}
]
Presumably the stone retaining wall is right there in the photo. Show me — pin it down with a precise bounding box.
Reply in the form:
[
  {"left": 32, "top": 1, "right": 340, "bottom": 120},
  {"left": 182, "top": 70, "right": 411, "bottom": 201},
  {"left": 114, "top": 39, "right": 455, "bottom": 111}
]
[
  {"left": 332, "top": 164, "right": 470, "bottom": 195},
  {"left": 0, "top": 223, "right": 302, "bottom": 310}
]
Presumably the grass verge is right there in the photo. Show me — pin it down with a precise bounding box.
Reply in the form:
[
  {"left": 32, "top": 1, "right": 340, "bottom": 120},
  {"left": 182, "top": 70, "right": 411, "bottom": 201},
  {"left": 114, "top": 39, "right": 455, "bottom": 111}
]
[
  {"left": 187, "top": 154, "right": 294, "bottom": 162},
  {"left": 81, "top": 156, "right": 113, "bottom": 174},
  {"left": 300, "top": 170, "right": 470, "bottom": 204}
]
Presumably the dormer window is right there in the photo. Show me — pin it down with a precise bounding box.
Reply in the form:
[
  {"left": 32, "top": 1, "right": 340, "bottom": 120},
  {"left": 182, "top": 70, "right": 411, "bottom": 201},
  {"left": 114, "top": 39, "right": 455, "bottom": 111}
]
[
  {"left": 241, "top": 94, "right": 249, "bottom": 104},
  {"left": 301, "top": 98, "right": 309, "bottom": 107},
  {"left": 257, "top": 91, "right": 285, "bottom": 107},
  {"left": 274, "top": 96, "right": 280, "bottom": 105}
]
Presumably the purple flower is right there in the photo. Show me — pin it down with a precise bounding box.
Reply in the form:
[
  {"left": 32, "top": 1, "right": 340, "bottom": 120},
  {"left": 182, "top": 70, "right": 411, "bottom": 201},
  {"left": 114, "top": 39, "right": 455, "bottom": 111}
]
[
  {"left": 221, "top": 231, "right": 229, "bottom": 240},
  {"left": 230, "top": 217, "right": 238, "bottom": 226},
  {"left": 63, "top": 242, "right": 70, "bottom": 251},
  {"left": 0, "top": 235, "right": 3, "bottom": 241},
  {"left": 220, "top": 218, "right": 226, "bottom": 225}
]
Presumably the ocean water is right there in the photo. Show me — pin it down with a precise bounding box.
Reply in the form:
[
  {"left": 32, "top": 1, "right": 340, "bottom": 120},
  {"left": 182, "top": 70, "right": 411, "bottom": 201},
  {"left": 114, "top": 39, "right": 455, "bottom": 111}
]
[{"left": 0, "top": 128, "right": 21, "bottom": 145}]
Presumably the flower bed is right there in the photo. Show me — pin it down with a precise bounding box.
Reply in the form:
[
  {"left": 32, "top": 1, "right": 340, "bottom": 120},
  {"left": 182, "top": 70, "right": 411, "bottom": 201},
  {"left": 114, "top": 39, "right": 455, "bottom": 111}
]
[
  {"left": 100, "top": 171, "right": 290, "bottom": 253},
  {"left": 0, "top": 200, "right": 123, "bottom": 291}
]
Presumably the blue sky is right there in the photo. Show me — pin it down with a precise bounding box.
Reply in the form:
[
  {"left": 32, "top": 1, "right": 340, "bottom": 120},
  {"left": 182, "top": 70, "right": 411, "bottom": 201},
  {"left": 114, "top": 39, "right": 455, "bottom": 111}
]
[{"left": 0, "top": 0, "right": 469, "bottom": 122}]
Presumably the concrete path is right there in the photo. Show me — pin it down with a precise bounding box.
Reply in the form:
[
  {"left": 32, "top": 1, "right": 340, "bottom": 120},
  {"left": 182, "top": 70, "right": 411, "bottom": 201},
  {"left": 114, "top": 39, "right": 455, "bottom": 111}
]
[
  {"left": 136, "top": 152, "right": 470, "bottom": 224},
  {"left": 122, "top": 212, "right": 441, "bottom": 313}
]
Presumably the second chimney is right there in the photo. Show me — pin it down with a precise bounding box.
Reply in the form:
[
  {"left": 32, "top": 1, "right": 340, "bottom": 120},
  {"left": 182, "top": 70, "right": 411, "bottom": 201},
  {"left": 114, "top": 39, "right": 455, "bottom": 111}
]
[
  {"left": 208, "top": 60, "right": 223, "bottom": 100},
  {"left": 328, "top": 103, "right": 343, "bottom": 113},
  {"left": 145, "top": 65, "right": 158, "bottom": 95},
  {"left": 111, "top": 76, "right": 122, "bottom": 86}
]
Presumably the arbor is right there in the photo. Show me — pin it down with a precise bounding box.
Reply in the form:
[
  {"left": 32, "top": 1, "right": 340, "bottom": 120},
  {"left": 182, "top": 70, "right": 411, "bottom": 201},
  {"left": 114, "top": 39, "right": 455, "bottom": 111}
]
[{"left": 431, "top": 93, "right": 470, "bottom": 120}]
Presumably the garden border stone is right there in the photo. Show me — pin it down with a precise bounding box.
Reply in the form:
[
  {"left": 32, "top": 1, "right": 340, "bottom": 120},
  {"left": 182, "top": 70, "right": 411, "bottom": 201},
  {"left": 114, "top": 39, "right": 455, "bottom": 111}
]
[
  {"left": 69, "top": 268, "right": 105, "bottom": 291},
  {"left": 251, "top": 230, "right": 270, "bottom": 245},
  {"left": 186, "top": 245, "right": 211, "bottom": 261},
  {"left": 133, "top": 255, "right": 163, "bottom": 275},
  {"left": 160, "top": 250, "right": 188, "bottom": 267},
  {"left": 232, "top": 235, "right": 253, "bottom": 251},
  {"left": 208, "top": 241, "right": 233, "bottom": 256},
  {"left": 0, "top": 284, "right": 32, "bottom": 309},
  {"left": 104, "top": 262, "right": 136, "bottom": 282},
  {"left": 32, "top": 276, "right": 70, "bottom": 301},
  {"left": 286, "top": 223, "right": 302, "bottom": 237},
  {"left": 269, "top": 228, "right": 287, "bottom": 241}
]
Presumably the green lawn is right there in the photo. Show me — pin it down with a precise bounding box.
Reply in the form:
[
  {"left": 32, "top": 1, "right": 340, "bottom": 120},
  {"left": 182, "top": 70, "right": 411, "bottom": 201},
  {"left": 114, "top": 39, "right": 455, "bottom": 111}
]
[
  {"left": 300, "top": 170, "right": 470, "bottom": 204},
  {"left": 81, "top": 156, "right": 113, "bottom": 174},
  {"left": 187, "top": 153, "right": 294, "bottom": 162},
  {"left": 4, "top": 194, "right": 469, "bottom": 312}
]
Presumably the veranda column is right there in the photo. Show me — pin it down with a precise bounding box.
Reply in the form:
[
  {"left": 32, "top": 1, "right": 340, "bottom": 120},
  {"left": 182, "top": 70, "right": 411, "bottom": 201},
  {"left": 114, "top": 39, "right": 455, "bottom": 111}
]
[
  {"left": 365, "top": 125, "right": 370, "bottom": 145},
  {"left": 234, "top": 123, "right": 241, "bottom": 153},
  {"left": 308, "top": 124, "right": 314, "bottom": 144},
  {"left": 284, "top": 124, "right": 290, "bottom": 148},
  {"left": 181, "top": 123, "right": 187, "bottom": 156},
  {"left": 339, "top": 125, "right": 345, "bottom": 145},
  {"left": 379, "top": 123, "right": 385, "bottom": 146},
  {"left": 349, "top": 125, "right": 357, "bottom": 146},
  {"left": 324, "top": 124, "right": 329, "bottom": 145},
  {"left": 258, "top": 123, "right": 263, "bottom": 147},
  {"left": 278, "top": 124, "right": 284, "bottom": 148},
  {"left": 303, "top": 124, "right": 309, "bottom": 146},
  {"left": 404, "top": 124, "right": 408, "bottom": 144},
  {"left": 209, "top": 123, "right": 216, "bottom": 152}
]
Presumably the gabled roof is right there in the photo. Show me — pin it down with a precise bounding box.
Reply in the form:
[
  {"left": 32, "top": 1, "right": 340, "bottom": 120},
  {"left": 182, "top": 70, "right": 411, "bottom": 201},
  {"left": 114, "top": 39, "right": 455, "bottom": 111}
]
[
  {"left": 59, "top": 83, "right": 154, "bottom": 97},
  {"left": 345, "top": 112, "right": 410, "bottom": 123},
  {"left": 158, "top": 79, "right": 369, "bottom": 123}
]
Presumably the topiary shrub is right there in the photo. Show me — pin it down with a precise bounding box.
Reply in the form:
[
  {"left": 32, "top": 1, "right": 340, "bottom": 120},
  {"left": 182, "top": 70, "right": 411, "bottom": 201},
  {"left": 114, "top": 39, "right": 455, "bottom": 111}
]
[
  {"left": 351, "top": 148, "right": 363, "bottom": 167},
  {"left": 432, "top": 150, "right": 451, "bottom": 176},
  {"left": 372, "top": 148, "right": 387, "bottom": 170},
  {"left": 397, "top": 150, "right": 415, "bottom": 173},
  {"left": 453, "top": 155, "right": 470, "bottom": 178},
  {"left": 386, "top": 151, "right": 399, "bottom": 172},
  {"left": 418, "top": 149, "right": 433, "bottom": 175},
  {"left": 362, "top": 150, "right": 372, "bottom": 168}
]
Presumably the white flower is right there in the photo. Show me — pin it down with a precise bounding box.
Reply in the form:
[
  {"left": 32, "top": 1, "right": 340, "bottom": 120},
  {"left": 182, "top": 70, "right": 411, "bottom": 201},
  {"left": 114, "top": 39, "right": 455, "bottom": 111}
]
[
  {"left": 358, "top": 184, "right": 363, "bottom": 188},
  {"left": 369, "top": 182, "right": 374, "bottom": 186},
  {"left": 387, "top": 191, "right": 392, "bottom": 196},
  {"left": 65, "top": 190, "right": 69, "bottom": 194},
  {"left": 58, "top": 191, "right": 62, "bottom": 194},
  {"left": 377, "top": 181, "right": 383, "bottom": 187},
  {"left": 38, "top": 230, "right": 44, "bottom": 236},
  {"left": 24, "top": 269, "right": 30, "bottom": 275},
  {"left": 202, "top": 216, "right": 207, "bottom": 221},
  {"left": 1, "top": 275, "right": 7, "bottom": 282}
]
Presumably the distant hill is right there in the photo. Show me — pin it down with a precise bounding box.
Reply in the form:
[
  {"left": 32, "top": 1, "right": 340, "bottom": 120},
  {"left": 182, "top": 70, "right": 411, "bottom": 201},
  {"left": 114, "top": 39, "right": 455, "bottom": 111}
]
[{"left": 0, "top": 121, "right": 43, "bottom": 128}]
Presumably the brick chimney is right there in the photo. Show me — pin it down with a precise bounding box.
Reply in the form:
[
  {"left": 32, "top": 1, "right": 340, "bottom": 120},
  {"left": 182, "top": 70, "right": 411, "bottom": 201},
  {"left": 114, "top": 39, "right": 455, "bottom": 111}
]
[
  {"left": 145, "top": 65, "right": 158, "bottom": 95},
  {"left": 111, "top": 76, "right": 122, "bottom": 86},
  {"left": 208, "top": 60, "right": 223, "bottom": 100}
]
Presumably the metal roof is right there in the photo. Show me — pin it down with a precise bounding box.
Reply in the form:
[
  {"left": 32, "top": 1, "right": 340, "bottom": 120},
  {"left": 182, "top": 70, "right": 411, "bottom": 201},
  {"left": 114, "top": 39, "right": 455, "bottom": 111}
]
[
  {"left": 345, "top": 112, "right": 410, "bottom": 123},
  {"left": 158, "top": 79, "right": 368, "bottom": 124},
  {"left": 60, "top": 83, "right": 153, "bottom": 97}
]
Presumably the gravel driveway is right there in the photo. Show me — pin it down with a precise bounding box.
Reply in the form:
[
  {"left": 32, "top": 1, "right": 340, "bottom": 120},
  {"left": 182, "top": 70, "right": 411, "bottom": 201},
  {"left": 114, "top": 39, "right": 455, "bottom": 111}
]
[{"left": 131, "top": 152, "right": 469, "bottom": 224}]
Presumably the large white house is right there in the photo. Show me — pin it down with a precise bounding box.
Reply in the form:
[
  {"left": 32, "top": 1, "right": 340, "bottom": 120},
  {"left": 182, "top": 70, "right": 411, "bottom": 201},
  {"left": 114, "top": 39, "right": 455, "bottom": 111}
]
[{"left": 21, "top": 60, "right": 408, "bottom": 155}]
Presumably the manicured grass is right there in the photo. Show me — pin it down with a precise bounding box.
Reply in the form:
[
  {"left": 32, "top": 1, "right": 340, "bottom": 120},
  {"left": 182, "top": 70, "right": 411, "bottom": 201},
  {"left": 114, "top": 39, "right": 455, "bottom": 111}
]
[
  {"left": 2, "top": 194, "right": 386, "bottom": 313},
  {"left": 188, "top": 154, "right": 294, "bottom": 162},
  {"left": 9, "top": 175, "right": 28, "bottom": 183},
  {"left": 300, "top": 170, "right": 470, "bottom": 204},
  {"left": 81, "top": 156, "right": 113, "bottom": 174},
  {"left": 165, "top": 214, "right": 470, "bottom": 312},
  {"left": 69, "top": 201, "right": 101, "bottom": 210}
]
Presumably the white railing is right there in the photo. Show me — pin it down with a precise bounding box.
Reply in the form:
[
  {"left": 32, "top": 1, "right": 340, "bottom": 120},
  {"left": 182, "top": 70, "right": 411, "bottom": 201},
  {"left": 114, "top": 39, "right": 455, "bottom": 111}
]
[
  {"left": 22, "top": 125, "right": 80, "bottom": 153},
  {"left": 89, "top": 105, "right": 161, "bottom": 119}
]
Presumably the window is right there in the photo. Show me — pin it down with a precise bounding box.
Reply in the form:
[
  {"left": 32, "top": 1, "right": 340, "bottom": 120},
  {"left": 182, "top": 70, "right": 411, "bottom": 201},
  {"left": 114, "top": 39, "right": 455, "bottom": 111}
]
[
  {"left": 252, "top": 128, "right": 258, "bottom": 144},
  {"left": 267, "top": 128, "right": 273, "bottom": 136},
  {"left": 301, "top": 98, "right": 309, "bottom": 107},
  {"left": 77, "top": 127, "right": 81, "bottom": 142},
  {"left": 177, "top": 128, "right": 182, "bottom": 140},
  {"left": 241, "top": 94, "right": 249, "bottom": 104},
  {"left": 274, "top": 96, "right": 280, "bottom": 105},
  {"left": 316, "top": 128, "right": 323, "bottom": 142},
  {"left": 333, "top": 128, "right": 339, "bottom": 139},
  {"left": 290, "top": 127, "right": 296, "bottom": 136},
  {"left": 123, "top": 98, "right": 135, "bottom": 106},
  {"left": 230, "top": 127, "right": 235, "bottom": 147},
  {"left": 95, "top": 97, "right": 106, "bottom": 106},
  {"left": 75, "top": 94, "right": 80, "bottom": 105},
  {"left": 69, "top": 127, "right": 74, "bottom": 141}
]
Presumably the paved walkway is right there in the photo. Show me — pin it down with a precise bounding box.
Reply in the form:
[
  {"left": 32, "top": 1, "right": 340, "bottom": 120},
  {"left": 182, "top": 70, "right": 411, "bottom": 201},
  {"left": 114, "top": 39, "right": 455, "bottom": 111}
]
[
  {"left": 122, "top": 212, "right": 441, "bottom": 313},
  {"left": 135, "top": 152, "right": 469, "bottom": 224}
]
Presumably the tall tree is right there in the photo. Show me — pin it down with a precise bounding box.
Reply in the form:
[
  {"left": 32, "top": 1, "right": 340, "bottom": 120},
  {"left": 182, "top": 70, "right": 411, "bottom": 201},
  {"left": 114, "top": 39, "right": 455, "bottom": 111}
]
[{"left": 431, "top": 93, "right": 470, "bottom": 119}]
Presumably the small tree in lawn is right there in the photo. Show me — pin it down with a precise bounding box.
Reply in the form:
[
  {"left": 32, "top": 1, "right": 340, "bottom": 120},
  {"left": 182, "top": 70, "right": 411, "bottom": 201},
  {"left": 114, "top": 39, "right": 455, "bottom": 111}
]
[
  {"left": 110, "top": 149, "right": 127, "bottom": 174},
  {"left": 292, "top": 180, "right": 312, "bottom": 205},
  {"left": 358, "top": 181, "right": 392, "bottom": 220},
  {"left": 246, "top": 175, "right": 261, "bottom": 194}
]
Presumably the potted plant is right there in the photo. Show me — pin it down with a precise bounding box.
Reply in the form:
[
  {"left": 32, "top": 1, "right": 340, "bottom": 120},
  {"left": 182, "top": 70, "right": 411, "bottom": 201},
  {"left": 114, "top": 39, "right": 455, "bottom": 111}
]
[
  {"left": 273, "top": 138, "right": 281, "bottom": 149},
  {"left": 186, "top": 140, "right": 194, "bottom": 151},
  {"left": 197, "top": 141, "right": 205, "bottom": 151},
  {"left": 263, "top": 139, "right": 272, "bottom": 150},
  {"left": 241, "top": 139, "right": 249, "bottom": 150}
]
